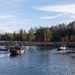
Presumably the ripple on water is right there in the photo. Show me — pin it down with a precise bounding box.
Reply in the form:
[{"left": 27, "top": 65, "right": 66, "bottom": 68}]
[{"left": 0, "top": 46, "right": 75, "bottom": 75}]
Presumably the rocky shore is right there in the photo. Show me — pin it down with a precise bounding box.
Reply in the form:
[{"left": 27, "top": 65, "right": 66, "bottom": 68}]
[{"left": 0, "top": 41, "right": 75, "bottom": 48}]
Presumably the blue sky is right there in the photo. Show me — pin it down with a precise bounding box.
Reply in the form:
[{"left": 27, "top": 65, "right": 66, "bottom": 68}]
[{"left": 0, "top": 0, "right": 75, "bottom": 33}]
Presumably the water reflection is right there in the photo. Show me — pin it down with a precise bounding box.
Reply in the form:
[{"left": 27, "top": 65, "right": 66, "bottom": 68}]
[
  {"left": 10, "top": 54, "right": 18, "bottom": 57},
  {"left": 36, "top": 46, "right": 52, "bottom": 51}
]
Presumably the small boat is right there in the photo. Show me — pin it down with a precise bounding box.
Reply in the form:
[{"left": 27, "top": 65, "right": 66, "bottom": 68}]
[
  {"left": 10, "top": 46, "right": 25, "bottom": 55},
  {"left": 58, "top": 46, "right": 67, "bottom": 50},
  {"left": 0, "top": 46, "right": 10, "bottom": 51},
  {"left": 57, "top": 44, "right": 68, "bottom": 50}
]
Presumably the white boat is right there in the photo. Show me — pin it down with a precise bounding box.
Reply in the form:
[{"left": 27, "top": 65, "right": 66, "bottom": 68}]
[
  {"left": 58, "top": 46, "right": 67, "bottom": 50},
  {"left": 57, "top": 44, "right": 68, "bottom": 50}
]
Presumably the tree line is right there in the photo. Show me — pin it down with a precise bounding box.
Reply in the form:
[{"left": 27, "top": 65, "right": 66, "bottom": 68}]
[{"left": 0, "top": 21, "right": 75, "bottom": 42}]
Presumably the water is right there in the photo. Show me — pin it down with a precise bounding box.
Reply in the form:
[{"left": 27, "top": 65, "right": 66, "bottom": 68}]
[{"left": 0, "top": 46, "right": 75, "bottom": 75}]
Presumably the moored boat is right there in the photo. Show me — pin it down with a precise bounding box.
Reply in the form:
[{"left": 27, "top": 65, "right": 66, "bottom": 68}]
[
  {"left": 57, "top": 44, "right": 68, "bottom": 50},
  {"left": 0, "top": 46, "right": 10, "bottom": 51},
  {"left": 58, "top": 46, "right": 67, "bottom": 50}
]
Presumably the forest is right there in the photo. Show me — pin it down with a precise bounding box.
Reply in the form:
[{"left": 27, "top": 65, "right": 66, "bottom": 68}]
[{"left": 0, "top": 21, "right": 75, "bottom": 42}]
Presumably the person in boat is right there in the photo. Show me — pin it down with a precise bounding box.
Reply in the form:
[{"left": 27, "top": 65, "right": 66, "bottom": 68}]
[
  {"left": 15, "top": 44, "right": 20, "bottom": 50},
  {"left": 14, "top": 43, "right": 24, "bottom": 50},
  {"left": 19, "top": 43, "right": 24, "bottom": 50}
]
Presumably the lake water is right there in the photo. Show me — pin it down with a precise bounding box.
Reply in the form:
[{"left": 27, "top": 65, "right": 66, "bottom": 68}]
[{"left": 0, "top": 46, "right": 75, "bottom": 75}]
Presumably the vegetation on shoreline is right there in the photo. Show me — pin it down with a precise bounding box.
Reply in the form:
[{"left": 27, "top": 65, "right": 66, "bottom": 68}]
[{"left": 0, "top": 21, "right": 75, "bottom": 42}]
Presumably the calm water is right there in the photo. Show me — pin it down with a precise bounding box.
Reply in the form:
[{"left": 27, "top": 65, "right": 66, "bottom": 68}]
[{"left": 0, "top": 46, "right": 75, "bottom": 75}]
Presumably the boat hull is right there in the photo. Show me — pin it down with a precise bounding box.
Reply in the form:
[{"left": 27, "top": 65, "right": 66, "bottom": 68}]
[{"left": 10, "top": 49, "right": 25, "bottom": 55}]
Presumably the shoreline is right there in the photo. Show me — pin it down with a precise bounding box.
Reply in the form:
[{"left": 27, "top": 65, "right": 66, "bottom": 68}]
[{"left": 0, "top": 41, "right": 75, "bottom": 48}]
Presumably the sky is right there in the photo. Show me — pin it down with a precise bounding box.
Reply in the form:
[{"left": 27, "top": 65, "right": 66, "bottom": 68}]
[{"left": 0, "top": 0, "right": 75, "bottom": 33}]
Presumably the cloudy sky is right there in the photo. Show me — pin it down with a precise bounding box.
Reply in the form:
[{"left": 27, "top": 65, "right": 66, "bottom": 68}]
[{"left": 0, "top": 0, "right": 75, "bottom": 33}]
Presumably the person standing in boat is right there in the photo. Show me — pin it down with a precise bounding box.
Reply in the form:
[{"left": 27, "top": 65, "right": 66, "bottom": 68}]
[
  {"left": 19, "top": 43, "right": 24, "bottom": 50},
  {"left": 15, "top": 43, "right": 20, "bottom": 50}
]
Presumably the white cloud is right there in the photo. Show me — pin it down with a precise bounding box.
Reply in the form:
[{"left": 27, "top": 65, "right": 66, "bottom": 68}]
[
  {"left": 0, "top": 24, "right": 10, "bottom": 33},
  {"left": 34, "top": 4, "right": 75, "bottom": 21},
  {"left": 39, "top": 16, "right": 55, "bottom": 19},
  {"left": 34, "top": 4, "right": 75, "bottom": 14},
  {"left": 0, "top": 29, "right": 5, "bottom": 34},
  {"left": 0, "top": 15, "right": 16, "bottom": 19},
  {"left": 0, "top": 0, "right": 24, "bottom": 6},
  {"left": 6, "top": 19, "right": 31, "bottom": 25},
  {"left": 39, "top": 13, "right": 66, "bottom": 19},
  {"left": 0, "top": 19, "right": 33, "bottom": 33},
  {"left": 70, "top": 14, "right": 75, "bottom": 19}
]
